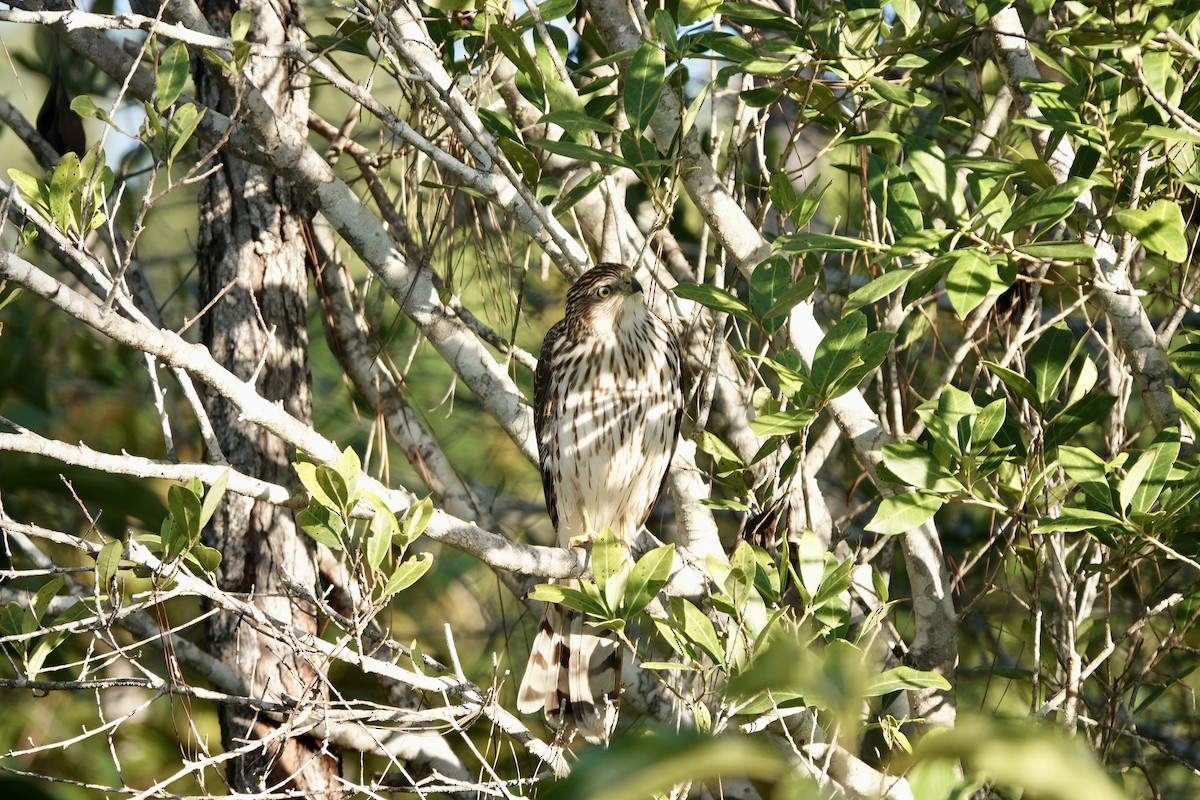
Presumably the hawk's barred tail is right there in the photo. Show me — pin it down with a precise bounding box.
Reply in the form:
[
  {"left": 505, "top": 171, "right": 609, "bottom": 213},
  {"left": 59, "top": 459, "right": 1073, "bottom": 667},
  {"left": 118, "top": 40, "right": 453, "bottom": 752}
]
[{"left": 516, "top": 601, "right": 621, "bottom": 744}]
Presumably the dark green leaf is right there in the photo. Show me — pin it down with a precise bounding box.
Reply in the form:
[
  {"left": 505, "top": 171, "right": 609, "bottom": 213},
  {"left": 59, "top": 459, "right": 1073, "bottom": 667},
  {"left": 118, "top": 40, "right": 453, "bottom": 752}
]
[
  {"left": 626, "top": 42, "right": 665, "bottom": 135},
  {"left": 865, "top": 492, "right": 943, "bottom": 535},
  {"left": 749, "top": 408, "right": 815, "bottom": 437},
  {"left": 296, "top": 500, "right": 345, "bottom": 551},
  {"left": 1110, "top": 200, "right": 1188, "bottom": 261},
  {"left": 671, "top": 597, "right": 723, "bottom": 663},
  {"left": 944, "top": 248, "right": 1003, "bottom": 319},
  {"left": 1002, "top": 178, "right": 1091, "bottom": 233},
  {"left": 400, "top": 496, "right": 433, "bottom": 545},
  {"left": 1124, "top": 434, "right": 1180, "bottom": 515},
  {"left": 1044, "top": 392, "right": 1115, "bottom": 449},
  {"left": 810, "top": 312, "right": 867, "bottom": 397},
  {"left": 553, "top": 169, "right": 604, "bottom": 215},
  {"left": 624, "top": 544, "right": 674, "bottom": 617},
  {"left": 844, "top": 268, "right": 919, "bottom": 313},
  {"left": 1033, "top": 508, "right": 1123, "bottom": 534},
  {"left": 672, "top": 282, "right": 754, "bottom": 321},
  {"left": 198, "top": 468, "right": 229, "bottom": 531},
  {"left": 1027, "top": 326, "right": 1078, "bottom": 408},
  {"left": 982, "top": 360, "right": 1039, "bottom": 407},
  {"left": 155, "top": 42, "right": 189, "bottom": 111},
  {"left": 1016, "top": 241, "right": 1097, "bottom": 260},
  {"left": 749, "top": 256, "right": 793, "bottom": 333},
  {"left": 865, "top": 666, "right": 951, "bottom": 696},
  {"left": 381, "top": 553, "right": 433, "bottom": 596},
  {"left": 531, "top": 138, "right": 631, "bottom": 169},
  {"left": 95, "top": 540, "right": 123, "bottom": 588},
  {"left": 880, "top": 443, "right": 963, "bottom": 493}
]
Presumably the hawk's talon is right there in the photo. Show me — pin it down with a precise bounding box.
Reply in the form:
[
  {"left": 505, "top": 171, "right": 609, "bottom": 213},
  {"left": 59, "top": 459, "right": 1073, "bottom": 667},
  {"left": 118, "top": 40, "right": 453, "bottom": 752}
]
[{"left": 567, "top": 532, "right": 596, "bottom": 548}]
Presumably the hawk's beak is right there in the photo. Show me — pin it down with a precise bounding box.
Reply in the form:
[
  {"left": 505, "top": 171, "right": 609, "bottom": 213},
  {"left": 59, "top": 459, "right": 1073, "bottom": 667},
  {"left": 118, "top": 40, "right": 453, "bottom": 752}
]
[{"left": 626, "top": 275, "right": 643, "bottom": 294}]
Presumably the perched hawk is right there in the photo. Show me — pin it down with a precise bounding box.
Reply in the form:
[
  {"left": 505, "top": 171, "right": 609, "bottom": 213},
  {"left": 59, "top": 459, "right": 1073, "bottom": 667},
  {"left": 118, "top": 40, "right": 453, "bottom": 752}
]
[{"left": 517, "top": 263, "right": 683, "bottom": 742}]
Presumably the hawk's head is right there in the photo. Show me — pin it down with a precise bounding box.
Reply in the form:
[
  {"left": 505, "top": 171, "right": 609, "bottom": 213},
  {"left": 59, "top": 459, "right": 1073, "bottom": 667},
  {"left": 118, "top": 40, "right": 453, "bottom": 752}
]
[{"left": 564, "top": 263, "right": 646, "bottom": 336}]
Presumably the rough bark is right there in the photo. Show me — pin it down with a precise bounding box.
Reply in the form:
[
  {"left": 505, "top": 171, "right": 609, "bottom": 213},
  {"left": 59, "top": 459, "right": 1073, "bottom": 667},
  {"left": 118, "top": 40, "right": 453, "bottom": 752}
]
[{"left": 193, "top": 0, "right": 338, "bottom": 792}]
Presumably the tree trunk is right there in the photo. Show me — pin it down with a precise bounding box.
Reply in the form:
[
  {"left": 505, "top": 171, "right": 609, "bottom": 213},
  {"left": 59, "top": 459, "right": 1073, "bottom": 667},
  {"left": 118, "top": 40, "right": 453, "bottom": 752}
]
[{"left": 194, "top": 1, "right": 339, "bottom": 793}]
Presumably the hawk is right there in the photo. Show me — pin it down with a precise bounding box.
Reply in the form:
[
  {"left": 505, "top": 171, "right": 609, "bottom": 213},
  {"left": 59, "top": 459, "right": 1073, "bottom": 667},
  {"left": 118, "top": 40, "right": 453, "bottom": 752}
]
[{"left": 516, "top": 263, "right": 684, "bottom": 743}]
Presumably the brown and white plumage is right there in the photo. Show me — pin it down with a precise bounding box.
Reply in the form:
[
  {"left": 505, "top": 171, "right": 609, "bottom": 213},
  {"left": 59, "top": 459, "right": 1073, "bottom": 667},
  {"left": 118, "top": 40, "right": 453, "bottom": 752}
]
[{"left": 517, "top": 263, "right": 683, "bottom": 743}]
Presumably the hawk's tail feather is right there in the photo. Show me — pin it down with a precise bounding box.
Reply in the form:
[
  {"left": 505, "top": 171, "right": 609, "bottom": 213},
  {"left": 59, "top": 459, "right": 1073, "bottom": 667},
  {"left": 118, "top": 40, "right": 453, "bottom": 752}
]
[{"left": 516, "top": 600, "right": 621, "bottom": 744}]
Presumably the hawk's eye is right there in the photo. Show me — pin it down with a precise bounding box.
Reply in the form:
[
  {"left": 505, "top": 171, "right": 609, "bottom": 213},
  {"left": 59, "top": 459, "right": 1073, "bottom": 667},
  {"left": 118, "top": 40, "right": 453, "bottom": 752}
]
[{"left": 596, "top": 285, "right": 613, "bottom": 298}]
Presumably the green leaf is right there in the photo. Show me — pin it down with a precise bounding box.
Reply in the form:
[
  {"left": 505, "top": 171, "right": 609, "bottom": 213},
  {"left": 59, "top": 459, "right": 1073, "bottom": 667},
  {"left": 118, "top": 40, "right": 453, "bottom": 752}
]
[
  {"left": 166, "top": 105, "right": 204, "bottom": 163},
  {"left": 295, "top": 460, "right": 338, "bottom": 510},
  {"left": 1027, "top": 326, "right": 1079, "bottom": 408},
  {"left": 230, "top": 9, "right": 251, "bottom": 40},
  {"left": 1170, "top": 388, "right": 1200, "bottom": 438},
  {"left": 49, "top": 153, "right": 80, "bottom": 229},
  {"left": 553, "top": 169, "right": 605, "bottom": 216},
  {"left": 381, "top": 552, "right": 433, "bottom": 596},
  {"left": 865, "top": 666, "right": 951, "bottom": 696},
  {"left": 810, "top": 312, "right": 867, "bottom": 397},
  {"left": 865, "top": 492, "right": 944, "bottom": 535},
  {"left": 831, "top": 330, "right": 895, "bottom": 396},
  {"left": 1057, "top": 446, "right": 1112, "bottom": 509},
  {"left": 1002, "top": 178, "right": 1091, "bottom": 233},
  {"left": 514, "top": 0, "right": 577, "bottom": 26},
  {"left": 27, "top": 576, "right": 65, "bottom": 632},
  {"left": 697, "top": 430, "right": 744, "bottom": 466},
  {"left": 715, "top": 2, "right": 801, "bottom": 32},
  {"left": 95, "top": 540, "right": 123, "bottom": 588},
  {"left": 499, "top": 138, "right": 541, "bottom": 190},
  {"left": 624, "top": 544, "right": 674, "bottom": 617},
  {"left": 531, "top": 138, "right": 631, "bottom": 169},
  {"left": 187, "top": 544, "right": 222, "bottom": 573},
  {"left": 982, "top": 360, "right": 1039, "bottom": 407},
  {"left": 70, "top": 95, "right": 109, "bottom": 124},
  {"left": 880, "top": 442, "right": 963, "bottom": 493},
  {"left": 672, "top": 282, "right": 754, "bottom": 321},
  {"left": 167, "top": 484, "right": 203, "bottom": 548},
  {"left": 971, "top": 399, "right": 1006, "bottom": 449},
  {"left": 749, "top": 409, "right": 815, "bottom": 437},
  {"left": 908, "top": 138, "right": 967, "bottom": 223},
  {"left": 155, "top": 42, "right": 190, "bottom": 111},
  {"left": 770, "top": 172, "right": 822, "bottom": 228},
  {"left": 296, "top": 499, "right": 345, "bottom": 550},
  {"left": 1044, "top": 392, "right": 1115, "bottom": 450},
  {"left": 538, "top": 110, "right": 619, "bottom": 136},
  {"left": 590, "top": 528, "right": 625, "bottom": 597},
  {"left": 8, "top": 168, "right": 47, "bottom": 209},
  {"left": 400, "top": 496, "right": 433, "bottom": 546},
  {"left": 680, "top": 0, "right": 720, "bottom": 23},
  {"left": 796, "top": 529, "right": 824, "bottom": 599},
  {"left": 198, "top": 468, "right": 229, "bottom": 531},
  {"left": 749, "top": 256, "right": 795, "bottom": 333},
  {"left": 626, "top": 42, "right": 666, "bottom": 135},
  {"left": 1016, "top": 241, "right": 1096, "bottom": 261},
  {"left": 365, "top": 511, "right": 393, "bottom": 571},
  {"left": 844, "top": 267, "right": 919, "bottom": 313},
  {"left": 671, "top": 597, "right": 723, "bottom": 663},
  {"left": 944, "top": 249, "right": 1003, "bottom": 319},
  {"left": 1033, "top": 508, "right": 1122, "bottom": 534},
  {"left": 336, "top": 446, "right": 361, "bottom": 505},
  {"left": 529, "top": 583, "right": 609, "bottom": 617},
  {"left": 1110, "top": 200, "right": 1188, "bottom": 262},
  {"left": 0, "top": 603, "right": 25, "bottom": 638},
  {"left": 1123, "top": 434, "right": 1180, "bottom": 515}
]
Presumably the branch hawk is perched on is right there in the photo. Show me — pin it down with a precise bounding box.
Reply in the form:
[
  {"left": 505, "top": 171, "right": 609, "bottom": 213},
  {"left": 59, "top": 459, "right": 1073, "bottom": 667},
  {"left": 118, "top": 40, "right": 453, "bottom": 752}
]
[{"left": 517, "top": 263, "right": 683, "bottom": 742}]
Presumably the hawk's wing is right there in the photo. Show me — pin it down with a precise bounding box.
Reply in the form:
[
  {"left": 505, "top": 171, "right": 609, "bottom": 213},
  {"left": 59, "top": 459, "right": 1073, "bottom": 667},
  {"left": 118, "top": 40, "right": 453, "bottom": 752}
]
[
  {"left": 534, "top": 320, "right": 565, "bottom": 532},
  {"left": 639, "top": 321, "right": 684, "bottom": 531}
]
